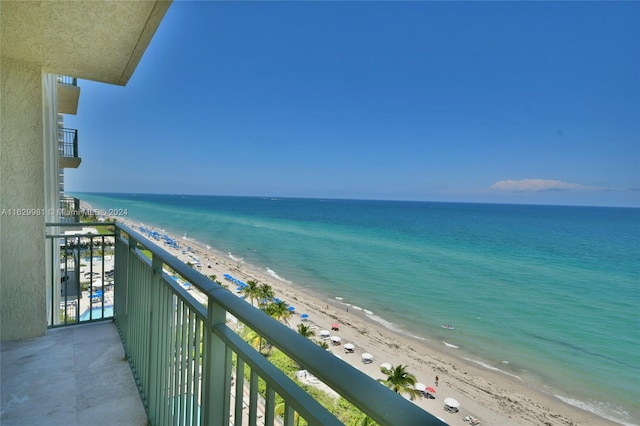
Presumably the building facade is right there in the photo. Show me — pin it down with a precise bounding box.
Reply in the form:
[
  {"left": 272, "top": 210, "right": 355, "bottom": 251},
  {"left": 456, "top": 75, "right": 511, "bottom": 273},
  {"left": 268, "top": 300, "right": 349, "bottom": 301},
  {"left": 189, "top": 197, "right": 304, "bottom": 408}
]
[{"left": 0, "top": 0, "right": 172, "bottom": 341}]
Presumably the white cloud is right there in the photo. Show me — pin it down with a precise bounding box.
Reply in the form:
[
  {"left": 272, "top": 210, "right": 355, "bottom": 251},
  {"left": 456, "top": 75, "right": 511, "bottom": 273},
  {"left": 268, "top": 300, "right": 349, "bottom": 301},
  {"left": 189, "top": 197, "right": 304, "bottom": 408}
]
[{"left": 490, "top": 179, "right": 594, "bottom": 192}]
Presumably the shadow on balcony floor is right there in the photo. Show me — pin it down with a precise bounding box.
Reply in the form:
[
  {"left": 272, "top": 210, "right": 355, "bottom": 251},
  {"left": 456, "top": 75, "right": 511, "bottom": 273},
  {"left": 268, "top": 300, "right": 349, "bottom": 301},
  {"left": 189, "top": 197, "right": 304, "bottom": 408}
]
[{"left": 1, "top": 322, "right": 147, "bottom": 425}]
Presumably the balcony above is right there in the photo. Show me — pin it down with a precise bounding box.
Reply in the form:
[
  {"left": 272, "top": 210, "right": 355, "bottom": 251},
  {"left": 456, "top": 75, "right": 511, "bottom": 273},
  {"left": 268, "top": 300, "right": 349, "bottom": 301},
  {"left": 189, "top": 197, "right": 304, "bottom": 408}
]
[
  {"left": 57, "top": 76, "right": 80, "bottom": 115},
  {"left": 1, "top": 1, "right": 171, "bottom": 86},
  {"left": 59, "top": 128, "right": 81, "bottom": 168}
]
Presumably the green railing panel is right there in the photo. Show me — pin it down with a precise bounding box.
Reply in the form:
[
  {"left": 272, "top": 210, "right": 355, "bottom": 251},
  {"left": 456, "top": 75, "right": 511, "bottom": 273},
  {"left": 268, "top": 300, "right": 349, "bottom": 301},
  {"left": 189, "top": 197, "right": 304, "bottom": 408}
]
[
  {"left": 46, "top": 223, "right": 116, "bottom": 327},
  {"left": 97, "top": 222, "right": 447, "bottom": 426}
]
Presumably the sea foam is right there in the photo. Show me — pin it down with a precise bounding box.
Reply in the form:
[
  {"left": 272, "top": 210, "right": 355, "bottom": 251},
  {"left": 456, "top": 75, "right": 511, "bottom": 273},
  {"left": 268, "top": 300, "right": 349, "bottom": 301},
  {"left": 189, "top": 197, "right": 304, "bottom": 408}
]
[
  {"left": 462, "top": 357, "right": 522, "bottom": 380},
  {"left": 554, "top": 395, "right": 637, "bottom": 426},
  {"left": 266, "top": 267, "right": 291, "bottom": 283},
  {"left": 367, "top": 313, "right": 425, "bottom": 341}
]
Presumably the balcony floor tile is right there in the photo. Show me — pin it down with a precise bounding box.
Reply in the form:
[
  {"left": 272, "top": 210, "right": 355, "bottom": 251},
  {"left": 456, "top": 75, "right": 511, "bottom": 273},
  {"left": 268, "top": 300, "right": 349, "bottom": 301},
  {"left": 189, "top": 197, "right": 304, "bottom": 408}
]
[{"left": 1, "top": 322, "right": 147, "bottom": 426}]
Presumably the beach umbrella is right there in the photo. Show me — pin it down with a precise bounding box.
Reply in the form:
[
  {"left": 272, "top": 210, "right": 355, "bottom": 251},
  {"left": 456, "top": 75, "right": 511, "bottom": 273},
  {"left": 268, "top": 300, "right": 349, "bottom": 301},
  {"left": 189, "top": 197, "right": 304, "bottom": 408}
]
[
  {"left": 330, "top": 336, "right": 342, "bottom": 343},
  {"left": 90, "top": 279, "right": 104, "bottom": 288},
  {"left": 380, "top": 362, "right": 392, "bottom": 371},
  {"left": 331, "top": 322, "right": 339, "bottom": 330},
  {"left": 300, "top": 313, "right": 309, "bottom": 321},
  {"left": 415, "top": 383, "right": 427, "bottom": 392},
  {"left": 344, "top": 343, "right": 355, "bottom": 350},
  {"left": 361, "top": 353, "right": 373, "bottom": 363},
  {"left": 444, "top": 398, "right": 460, "bottom": 408},
  {"left": 426, "top": 386, "right": 436, "bottom": 394},
  {"left": 288, "top": 306, "right": 296, "bottom": 312},
  {"left": 320, "top": 330, "right": 330, "bottom": 338}
]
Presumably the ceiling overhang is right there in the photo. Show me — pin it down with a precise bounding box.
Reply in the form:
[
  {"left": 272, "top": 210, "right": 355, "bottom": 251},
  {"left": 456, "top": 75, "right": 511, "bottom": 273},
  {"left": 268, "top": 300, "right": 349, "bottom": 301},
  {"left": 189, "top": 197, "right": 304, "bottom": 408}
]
[{"left": 1, "top": 0, "right": 172, "bottom": 85}]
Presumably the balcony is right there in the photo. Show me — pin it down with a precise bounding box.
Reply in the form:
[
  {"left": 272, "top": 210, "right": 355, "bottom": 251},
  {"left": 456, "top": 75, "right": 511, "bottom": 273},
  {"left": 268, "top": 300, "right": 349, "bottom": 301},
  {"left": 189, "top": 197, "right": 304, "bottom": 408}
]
[
  {"left": 57, "top": 76, "right": 80, "bottom": 115},
  {"left": 30, "top": 222, "right": 446, "bottom": 425},
  {"left": 0, "top": 322, "right": 147, "bottom": 425},
  {"left": 58, "top": 128, "right": 81, "bottom": 168},
  {"left": 60, "top": 196, "right": 81, "bottom": 224}
]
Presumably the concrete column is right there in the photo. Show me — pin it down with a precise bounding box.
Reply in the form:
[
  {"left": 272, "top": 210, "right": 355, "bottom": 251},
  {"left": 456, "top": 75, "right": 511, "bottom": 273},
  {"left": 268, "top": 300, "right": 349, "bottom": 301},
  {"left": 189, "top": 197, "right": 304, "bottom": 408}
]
[
  {"left": 0, "top": 56, "right": 47, "bottom": 340},
  {"left": 42, "top": 73, "right": 60, "bottom": 325}
]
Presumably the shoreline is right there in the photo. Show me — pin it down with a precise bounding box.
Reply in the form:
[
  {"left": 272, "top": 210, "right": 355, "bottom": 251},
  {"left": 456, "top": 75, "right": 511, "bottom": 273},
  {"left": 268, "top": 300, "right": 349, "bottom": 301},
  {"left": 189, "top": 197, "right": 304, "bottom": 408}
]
[{"left": 103, "top": 213, "right": 621, "bottom": 426}]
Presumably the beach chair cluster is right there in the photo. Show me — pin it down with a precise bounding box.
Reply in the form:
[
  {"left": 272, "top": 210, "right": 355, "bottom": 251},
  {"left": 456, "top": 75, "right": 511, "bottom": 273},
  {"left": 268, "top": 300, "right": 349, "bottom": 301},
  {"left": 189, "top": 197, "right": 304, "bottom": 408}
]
[
  {"left": 138, "top": 226, "right": 181, "bottom": 250},
  {"left": 413, "top": 381, "right": 437, "bottom": 399},
  {"left": 463, "top": 415, "right": 481, "bottom": 425},
  {"left": 90, "top": 289, "right": 103, "bottom": 304},
  {"left": 444, "top": 397, "right": 460, "bottom": 414},
  {"left": 319, "top": 325, "right": 374, "bottom": 362},
  {"left": 224, "top": 274, "right": 249, "bottom": 292}
]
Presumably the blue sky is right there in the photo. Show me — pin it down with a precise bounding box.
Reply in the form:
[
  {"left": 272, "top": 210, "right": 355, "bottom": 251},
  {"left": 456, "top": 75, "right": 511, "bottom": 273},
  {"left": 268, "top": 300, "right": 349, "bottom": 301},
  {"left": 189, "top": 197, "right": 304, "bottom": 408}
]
[{"left": 66, "top": 1, "right": 640, "bottom": 207}]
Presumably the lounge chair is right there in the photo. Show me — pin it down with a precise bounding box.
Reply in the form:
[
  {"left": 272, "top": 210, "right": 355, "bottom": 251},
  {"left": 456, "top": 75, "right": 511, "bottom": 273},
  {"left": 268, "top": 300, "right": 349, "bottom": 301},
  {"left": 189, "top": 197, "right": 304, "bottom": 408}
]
[{"left": 444, "top": 405, "right": 459, "bottom": 413}]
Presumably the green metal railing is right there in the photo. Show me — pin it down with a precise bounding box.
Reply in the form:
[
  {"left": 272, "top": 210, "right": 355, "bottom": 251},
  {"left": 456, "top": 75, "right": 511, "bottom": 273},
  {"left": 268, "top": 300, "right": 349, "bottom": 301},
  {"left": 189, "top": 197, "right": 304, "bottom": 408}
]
[
  {"left": 46, "top": 222, "right": 116, "bottom": 327},
  {"left": 48, "top": 222, "right": 446, "bottom": 425}
]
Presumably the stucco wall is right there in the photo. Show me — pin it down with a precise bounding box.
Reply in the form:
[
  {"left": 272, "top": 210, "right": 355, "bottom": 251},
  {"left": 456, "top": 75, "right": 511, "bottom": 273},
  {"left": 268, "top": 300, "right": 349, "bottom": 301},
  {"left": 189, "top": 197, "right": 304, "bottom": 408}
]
[{"left": 0, "top": 56, "right": 47, "bottom": 340}]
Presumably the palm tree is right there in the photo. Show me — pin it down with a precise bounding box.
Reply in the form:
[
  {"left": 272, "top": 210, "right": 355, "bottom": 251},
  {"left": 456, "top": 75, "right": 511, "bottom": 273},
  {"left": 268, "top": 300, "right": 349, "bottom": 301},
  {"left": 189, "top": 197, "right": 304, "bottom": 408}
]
[
  {"left": 240, "top": 279, "right": 260, "bottom": 306},
  {"left": 264, "top": 300, "right": 293, "bottom": 324},
  {"left": 243, "top": 328, "right": 267, "bottom": 355},
  {"left": 349, "top": 412, "right": 378, "bottom": 426},
  {"left": 297, "top": 323, "right": 315, "bottom": 339},
  {"left": 209, "top": 274, "right": 227, "bottom": 289},
  {"left": 317, "top": 340, "right": 330, "bottom": 350},
  {"left": 257, "top": 283, "right": 274, "bottom": 308},
  {"left": 378, "top": 364, "right": 421, "bottom": 400}
]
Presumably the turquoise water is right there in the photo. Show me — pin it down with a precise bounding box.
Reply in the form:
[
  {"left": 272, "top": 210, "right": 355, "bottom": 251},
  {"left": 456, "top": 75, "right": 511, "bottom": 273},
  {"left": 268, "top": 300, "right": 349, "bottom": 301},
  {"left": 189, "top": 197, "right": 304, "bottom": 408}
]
[
  {"left": 79, "top": 305, "right": 113, "bottom": 321},
  {"left": 77, "top": 193, "right": 639, "bottom": 424}
]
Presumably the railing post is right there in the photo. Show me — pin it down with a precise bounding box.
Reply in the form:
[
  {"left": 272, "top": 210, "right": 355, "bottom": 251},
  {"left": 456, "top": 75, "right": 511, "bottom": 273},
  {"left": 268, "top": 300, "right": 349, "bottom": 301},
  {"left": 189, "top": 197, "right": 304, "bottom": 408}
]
[
  {"left": 73, "top": 129, "right": 78, "bottom": 158},
  {"left": 124, "top": 232, "right": 138, "bottom": 348},
  {"left": 147, "top": 254, "right": 163, "bottom": 423},
  {"left": 202, "top": 292, "right": 231, "bottom": 425}
]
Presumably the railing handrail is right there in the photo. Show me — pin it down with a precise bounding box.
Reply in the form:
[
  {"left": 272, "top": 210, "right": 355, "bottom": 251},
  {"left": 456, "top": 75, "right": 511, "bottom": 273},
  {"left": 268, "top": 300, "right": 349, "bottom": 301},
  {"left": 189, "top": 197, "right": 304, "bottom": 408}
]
[
  {"left": 46, "top": 221, "right": 109, "bottom": 227},
  {"left": 117, "top": 222, "right": 445, "bottom": 425}
]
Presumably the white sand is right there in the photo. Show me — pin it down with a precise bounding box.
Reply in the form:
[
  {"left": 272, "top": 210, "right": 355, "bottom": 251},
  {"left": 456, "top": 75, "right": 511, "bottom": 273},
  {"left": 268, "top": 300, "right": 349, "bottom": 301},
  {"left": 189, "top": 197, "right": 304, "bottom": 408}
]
[{"left": 116, "top": 218, "right": 615, "bottom": 426}]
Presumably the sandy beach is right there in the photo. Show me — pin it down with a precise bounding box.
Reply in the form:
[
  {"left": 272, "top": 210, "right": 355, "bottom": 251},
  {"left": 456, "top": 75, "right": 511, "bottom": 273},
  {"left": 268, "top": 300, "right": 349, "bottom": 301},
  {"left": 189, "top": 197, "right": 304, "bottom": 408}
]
[{"left": 114, "top": 217, "right": 616, "bottom": 426}]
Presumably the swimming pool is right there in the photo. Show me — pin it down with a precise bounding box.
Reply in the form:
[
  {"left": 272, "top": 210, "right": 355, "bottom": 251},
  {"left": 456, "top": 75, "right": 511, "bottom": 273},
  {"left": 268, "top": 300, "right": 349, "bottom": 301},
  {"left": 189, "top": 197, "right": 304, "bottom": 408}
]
[{"left": 79, "top": 305, "right": 113, "bottom": 321}]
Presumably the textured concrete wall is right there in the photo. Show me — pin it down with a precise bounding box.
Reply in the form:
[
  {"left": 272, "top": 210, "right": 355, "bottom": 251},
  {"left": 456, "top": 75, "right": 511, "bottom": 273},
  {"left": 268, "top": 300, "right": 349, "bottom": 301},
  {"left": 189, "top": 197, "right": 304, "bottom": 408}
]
[
  {"left": 0, "top": 56, "right": 47, "bottom": 340},
  {"left": 2, "top": 1, "right": 172, "bottom": 86}
]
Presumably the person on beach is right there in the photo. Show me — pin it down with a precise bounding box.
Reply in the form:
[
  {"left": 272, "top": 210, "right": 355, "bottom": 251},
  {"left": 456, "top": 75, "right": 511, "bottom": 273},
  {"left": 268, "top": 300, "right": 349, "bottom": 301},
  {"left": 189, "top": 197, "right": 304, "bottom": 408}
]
[{"left": 435, "top": 375, "right": 439, "bottom": 386}]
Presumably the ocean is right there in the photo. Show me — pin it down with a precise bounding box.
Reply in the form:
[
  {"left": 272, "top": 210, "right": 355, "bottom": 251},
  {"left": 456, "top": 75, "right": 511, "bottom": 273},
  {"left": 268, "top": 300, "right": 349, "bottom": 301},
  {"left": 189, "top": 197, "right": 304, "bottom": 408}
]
[{"left": 76, "top": 192, "right": 639, "bottom": 425}]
